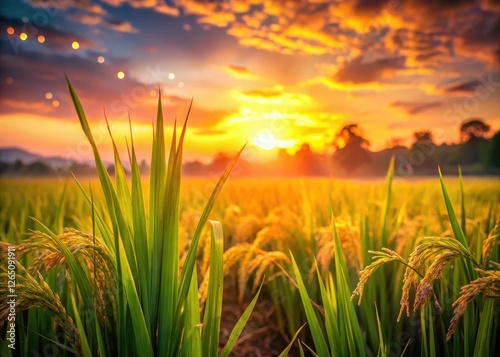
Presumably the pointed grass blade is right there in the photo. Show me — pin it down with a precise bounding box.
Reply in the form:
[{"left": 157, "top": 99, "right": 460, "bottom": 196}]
[
  {"left": 219, "top": 283, "right": 263, "bottom": 357},
  {"left": 291, "top": 253, "right": 329, "bottom": 357},
  {"left": 201, "top": 221, "right": 224, "bottom": 357}
]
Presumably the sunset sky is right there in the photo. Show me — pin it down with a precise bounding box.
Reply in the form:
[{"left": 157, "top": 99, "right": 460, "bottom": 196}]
[{"left": 1, "top": 0, "right": 499, "bottom": 163}]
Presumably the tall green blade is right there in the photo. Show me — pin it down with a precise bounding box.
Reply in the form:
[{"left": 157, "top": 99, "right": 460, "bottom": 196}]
[
  {"left": 219, "top": 283, "right": 262, "bottom": 357},
  {"left": 291, "top": 253, "right": 329, "bottom": 357},
  {"left": 201, "top": 221, "right": 224, "bottom": 357}
]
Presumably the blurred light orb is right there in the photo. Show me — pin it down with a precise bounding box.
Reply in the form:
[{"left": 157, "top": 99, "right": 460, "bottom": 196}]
[
  {"left": 20, "top": 33, "right": 27, "bottom": 41},
  {"left": 117, "top": 71, "right": 125, "bottom": 79},
  {"left": 6, "top": 77, "right": 14, "bottom": 85},
  {"left": 38, "top": 35, "right": 45, "bottom": 43},
  {"left": 7, "top": 27, "right": 14, "bottom": 35},
  {"left": 97, "top": 56, "right": 105, "bottom": 63},
  {"left": 52, "top": 100, "right": 60, "bottom": 107},
  {"left": 72, "top": 41, "right": 80, "bottom": 49},
  {"left": 45, "top": 92, "right": 53, "bottom": 99},
  {"left": 168, "top": 73, "right": 175, "bottom": 80}
]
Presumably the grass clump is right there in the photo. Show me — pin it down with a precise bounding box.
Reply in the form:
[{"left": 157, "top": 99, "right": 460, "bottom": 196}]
[{"left": 0, "top": 79, "right": 259, "bottom": 357}]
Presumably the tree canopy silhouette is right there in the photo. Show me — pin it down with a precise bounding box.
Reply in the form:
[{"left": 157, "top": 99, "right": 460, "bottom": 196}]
[
  {"left": 332, "top": 124, "right": 371, "bottom": 174},
  {"left": 412, "top": 130, "right": 434, "bottom": 148},
  {"left": 460, "top": 119, "right": 490, "bottom": 143}
]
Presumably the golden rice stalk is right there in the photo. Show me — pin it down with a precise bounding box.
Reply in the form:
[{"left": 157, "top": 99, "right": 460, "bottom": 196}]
[
  {"left": 233, "top": 214, "right": 263, "bottom": 243},
  {"left": 247, "top": 251, "right": 290, "bottom": 291},
  {"left": 223, "top": 204, "right": 242, "bottom": 241},
  {"left": 1, "top": 228, "right": 117, "bottom": 329},
  {"left": 198, "top": 243, "right": 252, "bottom": 304},
  {"left": 413, "top": 251, "right": 459, "bottom": 312},
  {"left": 235, "top": 226, "right": 292, "bottom": 302},
  {"left": 312, "top": 220, "right": 362, "bottom": 279},
  {"left": 0, "top": 263, "right": 83, "bottom": 357},
  {"left": 309, "top": 240, "right": 334, "bottom": 281},
  {"left": 351, "top": 248, "right": 404, "bottom": 305},
  {"left": 264, "top": 207, "right": 302, "bottom": 230},
  {"left": 447, "top": 268, "right": 500, "bottom": 341},
  {"left": 482, "top": 218, "right": 500, "bottom": 264},
  {"left": 398, "top": 237, "right": 472, "bottom": 321}
]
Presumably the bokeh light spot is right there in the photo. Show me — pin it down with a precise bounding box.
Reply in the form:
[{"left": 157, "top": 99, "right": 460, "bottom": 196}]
[
  {"left": 72, "top": 41, "right": 80, "bottom": 49},
  {"left": 20, "top": 33, "right": 27, "bottom": 41},
  {"left": 6, "top": 77, "right": 14, "bottom": 85},
  {"left": 45, "top": 92, "right": 53, "bottom": 100},
  {"left": 52, "top": 100, "right": 60, "bottom": 107},
  {"left": 117, "top": 71, "right": 125, "bottom": 79},
  {"left": 168, "top": 73, "right": 175, "bottom": 80},
  {"left": 178, "top": 82, "right": 184, "bottom": 88},
  {"left": 38, "top": 35, "right": 45, "bottom": 43},
  {"left": 7, "top": 27, "right": 14, "bottom": 35},
  {"left": 97, "top": 56, "right": 105, "bottom": 63}
]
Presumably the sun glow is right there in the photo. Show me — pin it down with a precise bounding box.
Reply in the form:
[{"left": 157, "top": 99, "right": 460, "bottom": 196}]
[{"left": 254, "top": 132, "right": 296, "bottom": 150}]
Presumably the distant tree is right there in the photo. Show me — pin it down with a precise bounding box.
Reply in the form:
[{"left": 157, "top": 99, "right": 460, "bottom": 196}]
[
  {"left": 410, "top": 130, "right": 436, "bottom": 171},
  {"left": 294, "top": 143, "right": 324, "bottom": 175},
  {"left": 460, "top": 119, "right": 490, "bottom": 143},
  {"left": 26, "top": 161, "right": 53, "bottom": 175},
  {"left": 139, "top": 159, "right": 150, "bottom": 174},
  {"left": 210, "top": 152, "right": 231, "bottom": 173},
  {"left": 184, "top": 160, "right": 206, "bottom": 175},
  {"left": 487, "top": 130, "right": 500, "bottom": 168},
  {"left": 412, "top": 130, "right": 433, "bottom": 148},
  {"left": 13, "top": 159, "right": 24, "bottom": 173},
  {"left": 332, "top": 124, "right": 371, "bottom": 174},
  {"left": 276, "top": 148, "right": 293, "bottom": 175},
  {"left": 107, "top": 164, "right": 115, "bottom": 176},
  {"left": 460, "top": 119, "right": 491, "bottom": 165},
  {"left": 387, "top": 137, "right": 404, "bottom": 148}
]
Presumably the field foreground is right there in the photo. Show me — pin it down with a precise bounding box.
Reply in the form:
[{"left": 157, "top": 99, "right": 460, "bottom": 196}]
[{"left": 1, "top": 175, "right": 499, "bottom": 356}]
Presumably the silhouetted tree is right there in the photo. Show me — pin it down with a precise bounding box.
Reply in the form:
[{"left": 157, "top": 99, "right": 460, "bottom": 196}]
[
  {"left": 139, "top": 159, "right": 150, "bottom": 174},
  {"left": 107, "top": 164, "right": 115, "bottom": 176},
  {"left": 487, "top": 130, "right": 500, "bottom": 168},
  {"left": 460, "top": 119, "right": 490, "bottom": 143},
  {"left": 210, "top": 152, "right": 231, "bottom": 173},
  {"left": 410, "top": 130, "right": 436, "bottom": 171},
  {"left": 294, "top": 143, "right": 324, "bottom": 175},
  {"left": 332, "top": 124, "right": 371, "bottom": 174},
  {"left": 387, "top": 137, "right": 404, "bottom": 148},
  {"left": 184, "top": 160, "right": 206, "bottom": 175},
  {"left": 412, "top": 130, "right": 433, "bottom": 148},
  {"left": 27, "top": 161, "right": 53, "bottom": 175},
  {"left": 460, "top": 119, "right": 491, "bottom": 164}
]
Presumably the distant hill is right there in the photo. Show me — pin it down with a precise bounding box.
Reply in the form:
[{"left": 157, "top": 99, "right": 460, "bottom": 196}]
[{"left": 0, "top": 147, "right": 71, "bottom": 168}]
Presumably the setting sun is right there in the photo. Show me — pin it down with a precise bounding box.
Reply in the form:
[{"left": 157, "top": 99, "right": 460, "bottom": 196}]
[{"left": 255, "top": 133, "right": 278, "bottom": 150}]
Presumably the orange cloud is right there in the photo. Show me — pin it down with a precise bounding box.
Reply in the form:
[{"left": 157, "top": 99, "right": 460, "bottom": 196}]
[
  {"left": 233, "top": 87, "right": 311, "bottom": 105},
  {"left": 225, "top": 65, "right": 261, "bottom": 80}
]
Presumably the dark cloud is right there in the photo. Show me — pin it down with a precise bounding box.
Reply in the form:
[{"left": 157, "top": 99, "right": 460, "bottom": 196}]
[
  {"left": 105, "top": 19, "right": 140, "bottom": 33},
  {"left": 390, "top": 101, "right": 442, "bottom": 115},
  {"left": 333, "top": 56, "right": 406, "bottom": 84},
  {"left": 24, "top": 0, "right": 107, "bottom": 15},
  {"left": 443, "top": 79, "right": 483, "bottom": 93}
]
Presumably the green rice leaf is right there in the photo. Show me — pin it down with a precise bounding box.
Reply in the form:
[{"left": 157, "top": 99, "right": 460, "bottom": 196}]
[
  {"left": 277, "top": 324, "right": 306, "bottom": 357},
  {"left": 291, "top": 253, "right": 329, "bottom": 357},
  {"left": 201, "top": 220, "right": 224, "bottom": 357},
  {"left": 219, "top": 282, "right": 263, "bottom": 357}
]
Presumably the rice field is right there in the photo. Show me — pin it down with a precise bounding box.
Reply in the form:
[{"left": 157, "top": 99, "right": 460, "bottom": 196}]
[{"left": 1, "top": 82, "right": 499, "bottom": 356}]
